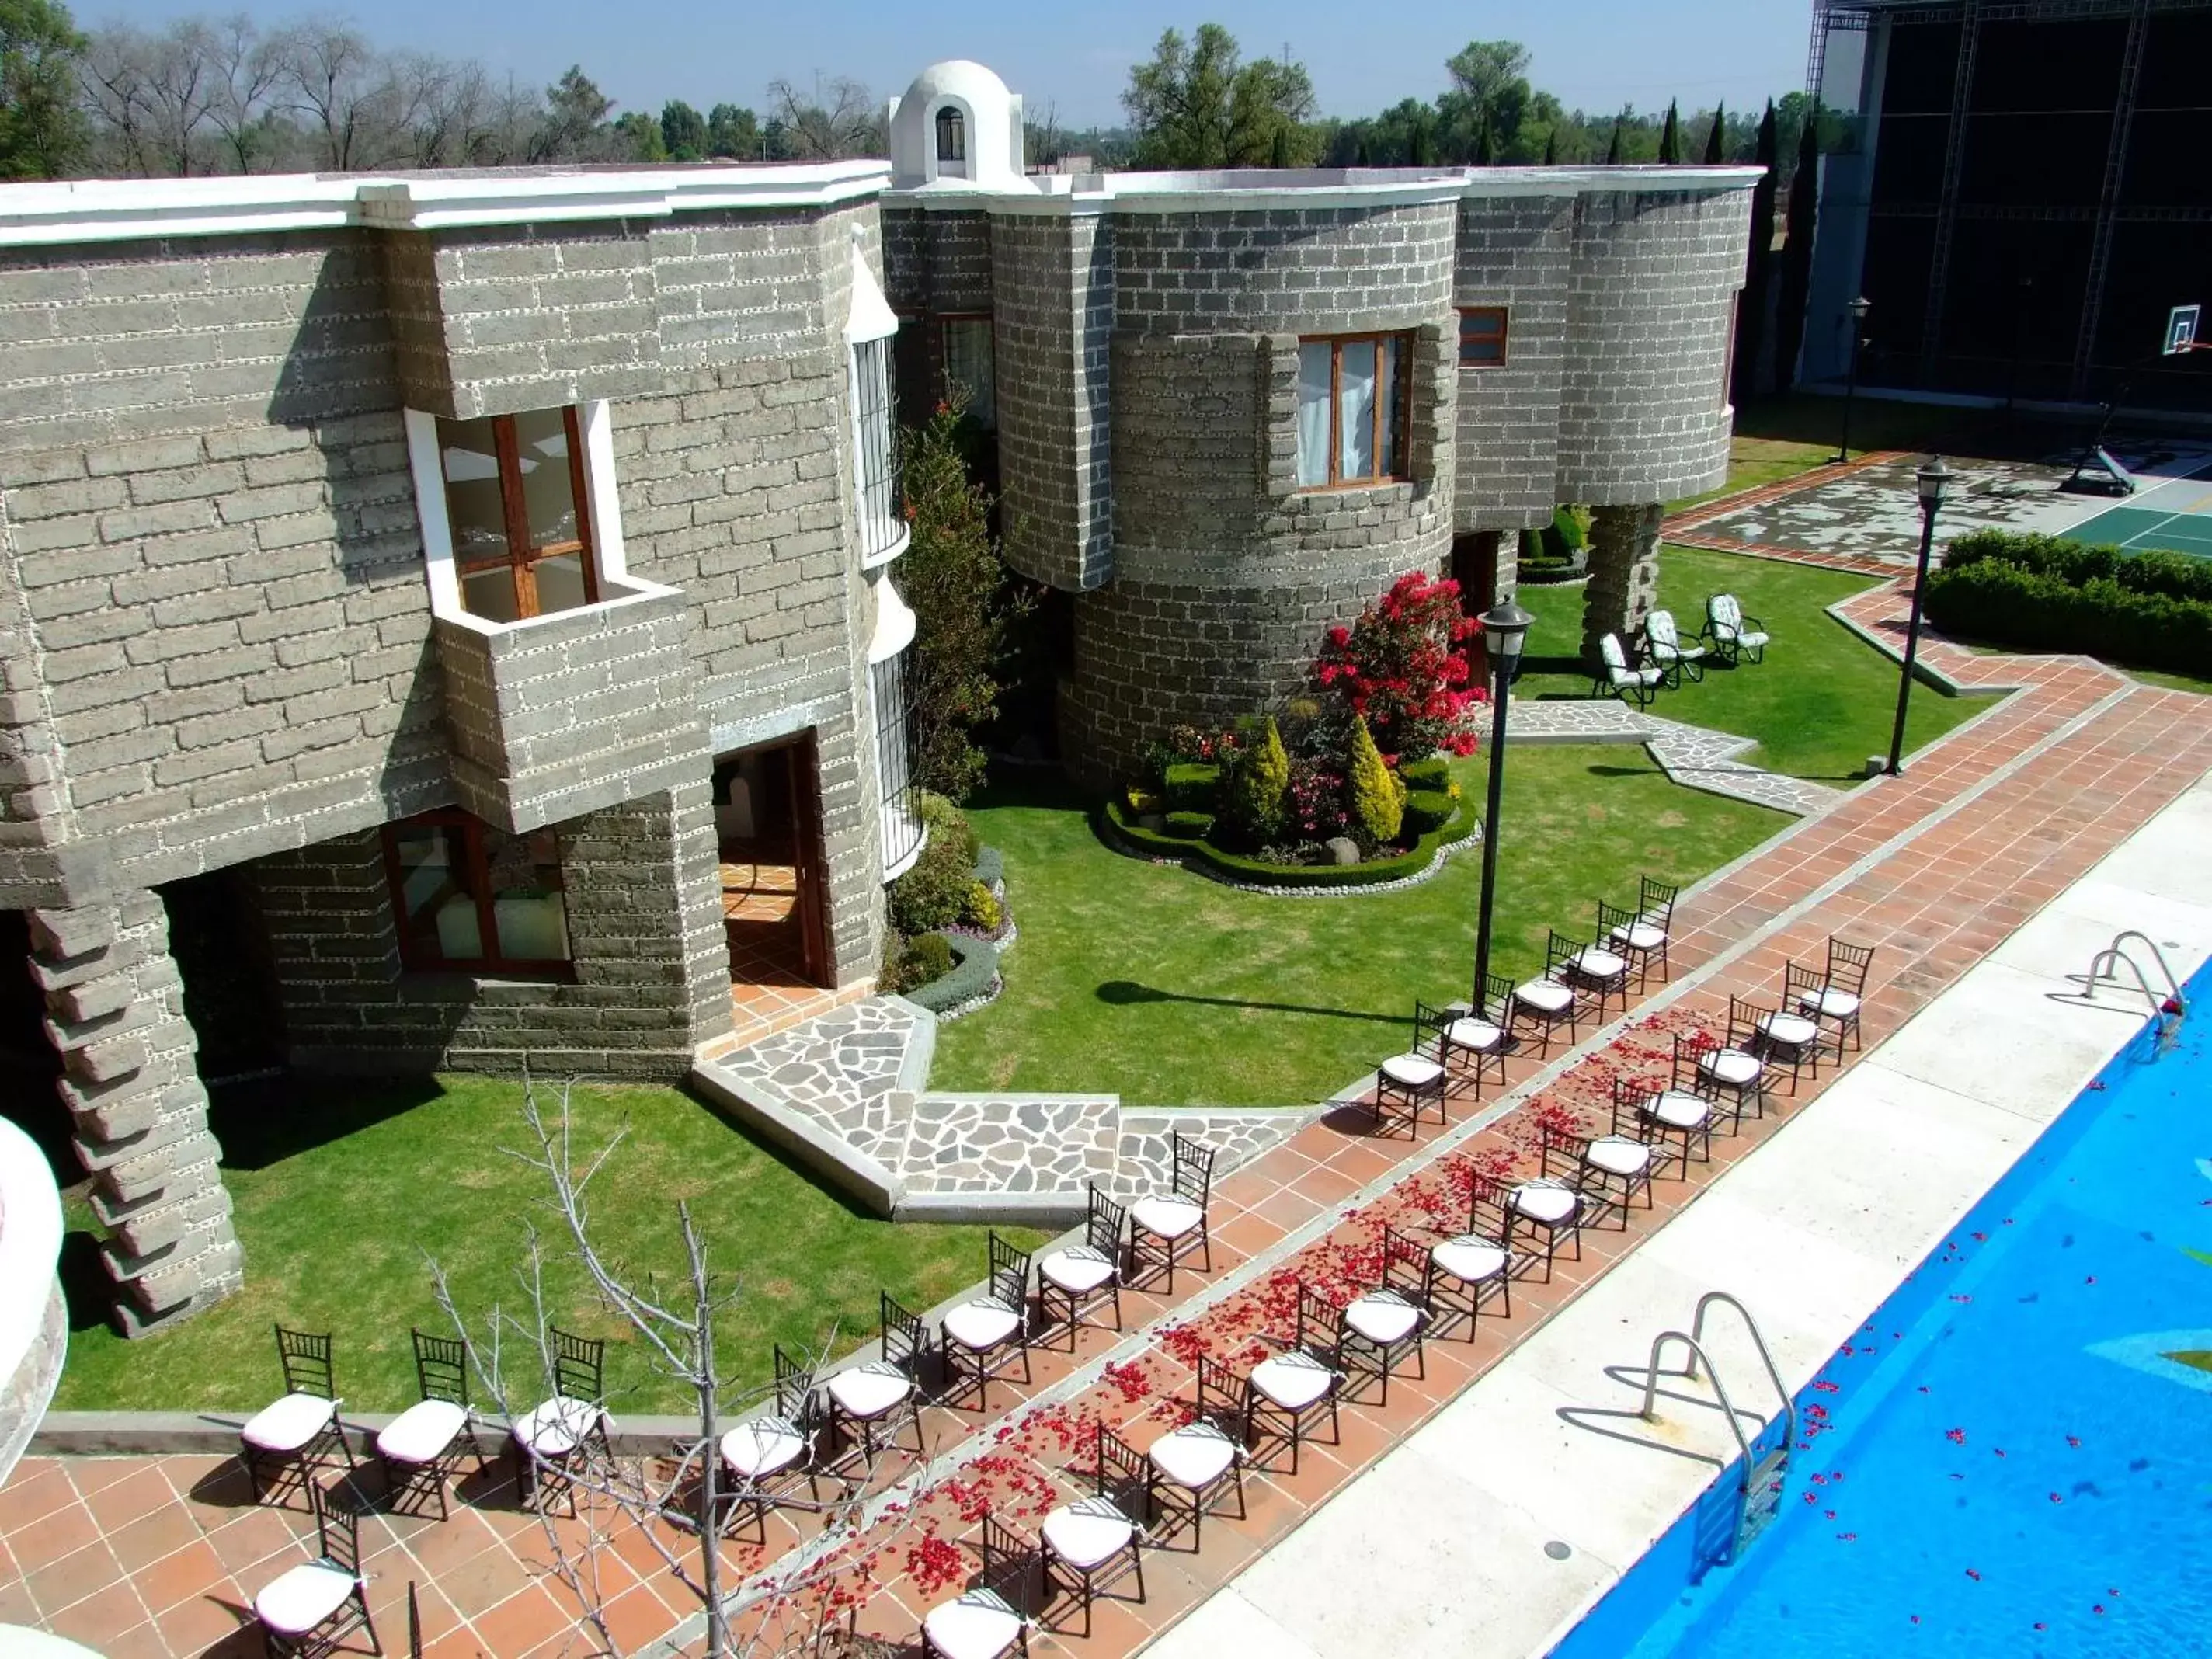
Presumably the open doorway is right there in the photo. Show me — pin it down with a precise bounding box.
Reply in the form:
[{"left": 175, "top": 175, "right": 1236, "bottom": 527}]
[{"left": 711, "top": 732, "right": 833, "bottom": 996}]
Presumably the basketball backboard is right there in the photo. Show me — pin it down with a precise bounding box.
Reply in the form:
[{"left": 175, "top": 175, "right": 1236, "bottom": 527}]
[{"left": 2166, "top": 304, "right": 2201, "bottom": 355}]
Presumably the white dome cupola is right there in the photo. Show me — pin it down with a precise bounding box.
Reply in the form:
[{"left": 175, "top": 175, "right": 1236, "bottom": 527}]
[{"left": 887, "top": 60, "right": 1025, "bottom": 191}]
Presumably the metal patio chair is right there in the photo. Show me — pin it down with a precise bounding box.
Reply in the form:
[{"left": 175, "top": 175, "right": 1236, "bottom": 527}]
[
  {"left": 941, "top": 1233, "right": 1035, "bottom": 1413},
  {"left": 1373, "top": 1003, "right": 1452, "bottom": 1136},
  {"left": 824, "top": 1292, "right": 929, "bottom": 1466},
  {"left": 1242, "top": 1288, "right": 1345, "bottom": 1476},
  {"left": 1037, "top": 1184, "right": 1125, "bottom": 1348},
  {"left": 512, "top": 1327, "right": 610, "bottom": 1517},
  {"left": 1144, "top": 1358, "right": 1247, "bottom": 1553},
  {"left": 1129, "top": 1134, "right": 1215, "bottom": 1294},
  {"left": 375, "top": 1329, "right": 485, "bottom": 1521},
  {"left": 1422, "top": 1171, "right": 1515, "bottom": 1339},
  {"left": 1038, "top": 1422, "right": 1148, "bottom": 1638},
  {"left": 252, "top": 1482, "right": 378, "bottom": 1659},
  {"left": 242, "top": 1327, "right": 354, "bottom": 1507}
]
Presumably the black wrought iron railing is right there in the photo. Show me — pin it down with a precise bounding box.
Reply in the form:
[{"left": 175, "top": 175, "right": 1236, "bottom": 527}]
[
  {"left": 854, "top": 337, "right": 905, "bottom": 562},
  {"left": 873, "top": 649, "right": 923, "bottom": 873}
]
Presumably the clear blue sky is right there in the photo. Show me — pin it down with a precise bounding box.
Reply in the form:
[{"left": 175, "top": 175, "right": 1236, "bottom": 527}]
[{"left": 96, "top": 0, "right": 1813, "bottom": 131}]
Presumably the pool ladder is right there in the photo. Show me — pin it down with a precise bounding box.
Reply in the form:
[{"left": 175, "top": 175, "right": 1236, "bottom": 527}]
[
  {"left": 1638, "top": 1292, "right": 1795, "bottom": 1575},
  {"left": 2080, "top": 930, "right": 2187, "bottom": 1052}
]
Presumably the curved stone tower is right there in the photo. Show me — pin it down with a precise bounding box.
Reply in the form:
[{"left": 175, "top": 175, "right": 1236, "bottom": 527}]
[{"left": 879, "top": 70, "right": 1760, "bottom": 788}]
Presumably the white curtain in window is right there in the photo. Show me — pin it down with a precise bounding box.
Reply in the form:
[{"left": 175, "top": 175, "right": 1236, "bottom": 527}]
[
  {"left": 1338, "top": 339, "right": 1377, "bottom": 481},
  {"left": 1296, "top": 341, "right": 1334, "bottom": 488},
  {"left": 1377, "top": 336, "right": 1400, "bottom": 478}
]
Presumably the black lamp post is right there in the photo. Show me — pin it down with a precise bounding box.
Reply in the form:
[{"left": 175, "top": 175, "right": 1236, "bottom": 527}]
[
  {"left": 1886, "top": 455, "right": 1952, "bottom": 777},
  {"left": 1471, "top": 595, "right": 1534, "bottom": 1007},
  {"left": 1835, "top": 295, "right": 1871, "bottom": 463}
]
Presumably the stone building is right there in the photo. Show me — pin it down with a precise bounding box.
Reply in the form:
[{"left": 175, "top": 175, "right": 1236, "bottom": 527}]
[
  {"left": 0, "top": 164, "right": 924, "bottom": 1330},
  {"left": 881, "top": 61, "right": 1760, "bottom": 786},
  {"left": 0, "top": 59, "right": 1755, "bottom": 1334}
]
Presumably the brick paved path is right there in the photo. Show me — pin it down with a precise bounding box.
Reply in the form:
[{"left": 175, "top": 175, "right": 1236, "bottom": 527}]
[{"left": 5, "top": 582, "right": 2207, "bottom": 1659}]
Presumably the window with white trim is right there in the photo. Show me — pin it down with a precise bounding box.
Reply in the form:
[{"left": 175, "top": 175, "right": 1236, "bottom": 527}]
[
  {"left": 852, "top": 336, "right": 903, "bottom": 560},
  {"left": 436, "top": 407, "right": 600, "bottom": 621},
  {"left": 941, "top": 315, "right": 996, "bottom": 430}
]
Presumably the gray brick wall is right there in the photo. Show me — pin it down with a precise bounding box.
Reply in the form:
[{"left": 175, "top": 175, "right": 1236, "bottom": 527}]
[
  {"left": 1110, "top": 202, "right": 1457, "bottom": 336},
  {"left": 879, "top": 207, "right": 993, "bottom": 315},
  {"left": 1555, "top": 189, "right": 1751, "bottom": 506},
  {"left": 990, "top": 213, "right": 1113, "bottom": 592},
  {"left": 1452, "top": 197, "right": 1575, "bottom": 533},
  {"left": 253, "top": 782, "right": 729, "bottom": 1080}
]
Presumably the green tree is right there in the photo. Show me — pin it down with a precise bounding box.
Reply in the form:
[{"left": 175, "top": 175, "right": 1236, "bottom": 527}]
[
  {"left": 0, "top": 0, "right": 86, "bottom": 179},
  {"left": 1122, "top": 23, "right": 1317, "bottom": 169},
  {"left": 1734, "top": 100, "right": 1779, "bottom": 405},
  {"left": 530, "top": 65, "right": 613, "bottom": 161},
  {"left": 1658, "top": 99, "right": 1680, "bottom": 163},
  {"left": 706, "top": 102, "right": 760, "bottom": 158},
  {"left": 1772, "top": 106, "right": 1821, "bottom": 395},
  {"left": 660, "top": 99, "right": 705, "bottom": 160},
  {"left": 898, "top": 403, "right": 1032, "bottom": 802},
  {"left": 1542, "top": 127, "right": 1558, "bottom": 165},
  {"left": 1704, "top": 100, "right": 1726, "bottom": 165},
  {"left": 1604, "top": 115, "right": 1624, "bottom": 164},
  {"left": 614, "top": 110, "right": 663, "bottom": 161}
]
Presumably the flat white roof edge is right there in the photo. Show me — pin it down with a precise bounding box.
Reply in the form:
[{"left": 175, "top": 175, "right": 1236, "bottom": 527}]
[
  {"left": 0, "top": 162, "right": 892, "bottom": 248},
  {"left": 892, "top": 163, "right": 1765, "bottom": 215}
]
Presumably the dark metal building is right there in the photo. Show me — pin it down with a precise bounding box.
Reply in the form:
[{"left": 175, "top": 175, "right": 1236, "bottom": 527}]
[{"left": 1803, "top": 0, "right": 2212, "bottom": 409}]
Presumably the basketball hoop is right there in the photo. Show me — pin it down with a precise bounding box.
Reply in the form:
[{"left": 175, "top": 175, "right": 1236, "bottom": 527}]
[{"left": 2165, "top": 304, "right": 2203, "bottom": 355}]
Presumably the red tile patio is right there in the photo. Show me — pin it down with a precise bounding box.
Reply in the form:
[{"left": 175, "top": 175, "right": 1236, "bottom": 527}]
[{"left": 7, "top": 571, "right": 2209, "bottom": 1657}]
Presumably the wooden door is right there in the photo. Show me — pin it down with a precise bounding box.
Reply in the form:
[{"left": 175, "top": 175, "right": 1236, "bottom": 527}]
[{"left": 783, "top": 734, "right": 833, "bottom": 989}]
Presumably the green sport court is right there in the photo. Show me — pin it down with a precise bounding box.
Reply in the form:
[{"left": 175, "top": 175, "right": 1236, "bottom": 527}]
[{"left": 2059, "top": 465, "right": 2212, "bottom": 559}]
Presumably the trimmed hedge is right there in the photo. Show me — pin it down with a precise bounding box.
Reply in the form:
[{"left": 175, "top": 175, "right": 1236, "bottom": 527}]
[
  {"left": 1402, "top": 788, "right": 1455, "bottom": 835},
  {"left": 972, "top": 845, "right": 1005, "bottom": 889},
  {"left": 899, "top": 933, "right": 1000, "bottom": 1014},
  {"left": 1399, "top": 756, "right": 1451, "bottom": 793},
  {"left": 1163, "top": 762, "right": 1220, "bottom": 811},
  {"left": 1925, "top": 530, "right": 2212, "bottom": 677},
  {"left": 1101, "top": 793, "right": 1476, "bottom": 889},
  {"left": 1164, "top": 810, "right": 1214, "bottom": 839}
]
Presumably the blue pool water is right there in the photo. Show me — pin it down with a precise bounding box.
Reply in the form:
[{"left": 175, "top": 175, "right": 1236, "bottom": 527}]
[{"left": 1556, "top": 963, "right": 2210, "bottom": 1658}]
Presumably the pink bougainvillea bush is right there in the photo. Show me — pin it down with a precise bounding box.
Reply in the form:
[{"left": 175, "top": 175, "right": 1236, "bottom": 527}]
[{"left": 1313, "top": 572, "right": 1485, "bottom": 761}]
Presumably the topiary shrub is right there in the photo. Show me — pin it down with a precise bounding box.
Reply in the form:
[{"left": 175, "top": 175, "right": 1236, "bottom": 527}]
[
  {"left": 972, "top": 845, "right": 1005, "bottom": 889},
  {"left": 1925, "top": 530, "right": 2212, "bottom": 678},
  {"left": 881, "top": 930, "right": 954, "bottom": 995},
  {"left": 899, "top": 934, "right": 1000, "bottom": 1013},
  {"left": 1402, "top": 788, "right": 1456, "bottom": 835},
  {"left": 1399, "top": 756, "right": 1451, "bottom": 795},
  {"left": 961, "top": 879, "right": 1002, "bottom": 933},
  {"left": 1163, "top": 763, "right": 1221, "bottom": 812},
  {"left": 1346, "top": 715, "right": 1406, "bottom": 845},
  {"left": 889, "top": 798, "right": 977, "bottom": 935},
  {"left": 1164, "top": 810, "right": 1214, "bottom": 840},
  {"left": 1219, "top": 715, "right": 1289, "bottom": 844}
]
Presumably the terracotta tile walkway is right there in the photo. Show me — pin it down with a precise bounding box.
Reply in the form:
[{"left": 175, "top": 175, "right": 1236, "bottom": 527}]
[{"left": 8, "top": 582, "right": 2210, "bottom": 1658}]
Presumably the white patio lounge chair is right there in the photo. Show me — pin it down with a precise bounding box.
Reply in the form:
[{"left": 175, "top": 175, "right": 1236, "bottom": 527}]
[
  {"left": 1704, "top": 593, "right": 1770, "bottom": 666},
  {"left": 1595, "top": 633, "right": 1663, "bottom": 707},
  {"left": 1642, "top": 609, "right": 1708, "bottom": 687}
]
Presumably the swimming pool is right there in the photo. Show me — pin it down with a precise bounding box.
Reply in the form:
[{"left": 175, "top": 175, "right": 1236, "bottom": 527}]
[{"left": 1555, "top": 963, "right": 2207, "bottom": 1658}]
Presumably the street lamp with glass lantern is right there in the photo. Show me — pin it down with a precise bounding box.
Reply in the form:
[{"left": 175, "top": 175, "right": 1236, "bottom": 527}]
[
  {"left": 1886, "top": 454, "right": 1952, "bottom": 777},
  {"left": 1471, "top": 595, "right": 1534, "bottom": 1003},
  {"left": 1835, "top": 295, "right": 1872, "bottom": 463}
]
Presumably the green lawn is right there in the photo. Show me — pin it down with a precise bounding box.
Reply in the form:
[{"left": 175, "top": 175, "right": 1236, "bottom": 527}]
[
  {"left": 1511, "top": 547, "right": 2002, "bottom": 781},
  {"left": 930, "top": 746, "right": 1786, "bottom": 1109},
  {"left": 54, "top": 1077, "right": 1045, "bottom": 1414}
]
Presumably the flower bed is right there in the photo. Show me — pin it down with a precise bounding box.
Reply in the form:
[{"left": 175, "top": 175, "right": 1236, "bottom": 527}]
[{"left": 1099, "top": 791, "right": 1476, "bottom": 890}]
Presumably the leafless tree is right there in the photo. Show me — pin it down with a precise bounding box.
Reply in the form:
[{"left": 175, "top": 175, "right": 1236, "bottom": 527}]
[
  {"left": 430, "top": 1082, "right": 926, "bottom": 1657},
  {"left": 271, "top": 16, "right": 387, "bottom": 171},
  {"left": 201, "top": 14, "right": 285, "bottom": 174},
  {"left": 78, "top": 23, "right": 225, "bottom": 176},
  {"left": 766, "top": 74, "right": 883, "bottom": 161}
]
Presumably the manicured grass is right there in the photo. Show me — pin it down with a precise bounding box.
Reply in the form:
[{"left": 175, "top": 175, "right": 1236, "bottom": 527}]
[
  {"left": 930, "top": 747, "right": 1786, "bottom": 1109},
  {"left": 53, "top": 1076, "right": 1045, "bottom": 1414},
  {"left": 1511, "top": 547, "right": 2001, "bottom": 781}
]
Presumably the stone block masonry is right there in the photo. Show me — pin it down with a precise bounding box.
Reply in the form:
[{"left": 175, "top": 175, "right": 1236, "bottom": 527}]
[
  {"left": 253, "top": 784, "right": 729, "bottom": 1080},
  {"left": 1452, "top": 196, "right": 1575, "bottom": 534},
  {"left": 26, "top": 892, "right": 240, "bottom": 1335},
  {"left": 1582, "top": 503, "right": 1666, "bottom": 668}
]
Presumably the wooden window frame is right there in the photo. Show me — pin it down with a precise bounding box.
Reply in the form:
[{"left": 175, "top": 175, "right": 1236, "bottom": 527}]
[
  {"left": 1298, "top": 332, "right": 1414, "bottom": 492},
  {"left": 450, "top": 408, "right": 601, "bottom": 621},
  {"left": 381, "top": 809, "right": 576, "bottom": 980},
  {"left": 1457, "top": 306, "right": 1509, "bottom": 369}
]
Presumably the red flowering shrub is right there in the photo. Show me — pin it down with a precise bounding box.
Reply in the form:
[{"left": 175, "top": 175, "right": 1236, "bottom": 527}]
[{"left": 1313, "top": 572, "right": 1483, "bottom": 760}]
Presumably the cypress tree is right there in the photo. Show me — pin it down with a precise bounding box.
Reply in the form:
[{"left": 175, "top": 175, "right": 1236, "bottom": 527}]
[
  {"left": 1772, "top": 106, "right": 1822, "bottom": 395},
  {"left": 1734, "top": 100, "right": 1779, "bottom": 406},
  {"left": 1542, "top": 127, "right": 1558, "bottom": 165},
  {"left": 1658, "top": 99, "right": 1681, "bottom": 164},
  {"left": 1271, "top": 124, "right": 1292, "bottom": 169},
  {"left": 1705, "top": 101, "right": 1726, "bottom": 165},
  {"left": 1605, "top": 117, "right": 1624, "bottom": 165},
  {"left": 1474, "top": 112, "right": 1495, "bottom": 166}
]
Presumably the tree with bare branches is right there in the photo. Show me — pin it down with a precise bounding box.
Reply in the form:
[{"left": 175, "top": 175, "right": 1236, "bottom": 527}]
[
  {"left": 765, "top": 74, "right": 882, "bottom": 161},
  {"left": 430, "top": 1081, "right": 924, "bottom": 1658}
]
